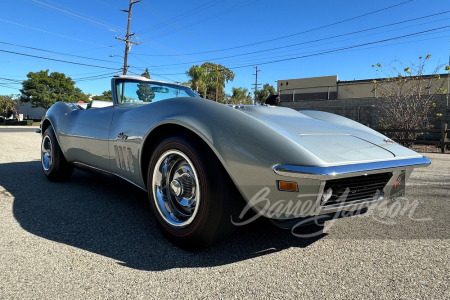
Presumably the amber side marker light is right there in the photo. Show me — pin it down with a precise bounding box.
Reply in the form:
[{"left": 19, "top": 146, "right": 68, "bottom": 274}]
[{"left": 278, "top": 181, "right": 298, "bottom": 192}]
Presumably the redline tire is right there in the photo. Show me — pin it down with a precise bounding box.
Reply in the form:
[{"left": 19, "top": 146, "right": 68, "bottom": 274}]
[{"left": 148, "top": 135, "right": 240, "bottom": 251}]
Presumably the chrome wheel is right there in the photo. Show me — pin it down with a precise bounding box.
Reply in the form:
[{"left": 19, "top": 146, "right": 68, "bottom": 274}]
[
  {"left": 152, "top": 149, "right": 200, "bottom": 227},
  {"left": 41, "top": 135, "right": 52, "bottom": 171}
]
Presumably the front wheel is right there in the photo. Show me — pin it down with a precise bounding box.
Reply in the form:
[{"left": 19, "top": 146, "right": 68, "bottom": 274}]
[
  {"left": 148, "top": 135, "right": 241, "bottom": 251},
  {"left": 41, "top": 125, "right": 74, "bottom": 182}
]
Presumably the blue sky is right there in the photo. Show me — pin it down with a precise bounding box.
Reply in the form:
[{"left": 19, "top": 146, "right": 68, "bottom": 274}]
[{"left": 0, "top": 0, "right": 449, "bottom": 96}]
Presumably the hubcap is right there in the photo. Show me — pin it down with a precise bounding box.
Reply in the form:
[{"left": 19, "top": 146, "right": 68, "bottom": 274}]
[
  {"left": 152, "top": 150, "right": 200, "bottom": 227},
  {"left": 41, "top": 135, "right": 52, "bottom": 171}
]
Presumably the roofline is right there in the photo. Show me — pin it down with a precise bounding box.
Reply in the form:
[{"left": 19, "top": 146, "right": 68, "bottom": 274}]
[
  {"left": 276, "top": 73, "right": 448, "bottom": 85},
  {"left": 338, "top": 73, "right": 448, "bottom": 84}
]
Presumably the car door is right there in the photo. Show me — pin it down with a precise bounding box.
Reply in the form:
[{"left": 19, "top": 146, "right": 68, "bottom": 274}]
[
  {"left": 60, "top": 103, "right": 114, "bottom": 171},
  {"left": 108, "top": 78, "right": 200, "bottom": 187}
]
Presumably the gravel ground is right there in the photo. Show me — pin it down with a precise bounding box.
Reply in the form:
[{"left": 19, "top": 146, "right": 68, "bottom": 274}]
[
  {"left": 0, "top": 129, "right": 449, "bottom": 299},
  {"left": 411, "top": 144, "right": 450, "bottom": 154}
]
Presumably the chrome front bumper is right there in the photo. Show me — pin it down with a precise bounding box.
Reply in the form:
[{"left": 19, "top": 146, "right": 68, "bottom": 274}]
[
  {"left": 273, "top": 156, "right": 431, "bottom": 180},
  {"left": 271, "top": 156, "right": 431, "bottom": 217}
]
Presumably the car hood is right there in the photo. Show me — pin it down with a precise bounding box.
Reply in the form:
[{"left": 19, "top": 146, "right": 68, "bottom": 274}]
[{"left": 233, "top": 105, "right": 422, "bottom": 166}]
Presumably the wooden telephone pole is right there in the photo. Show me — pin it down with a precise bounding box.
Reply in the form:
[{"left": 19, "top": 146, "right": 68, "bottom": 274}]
[
  {"left": 216, "top": 65, "right": 219, "bottom": 102},
  {"left": 115, "top": 0, "right": 141, "bottom": 75}
]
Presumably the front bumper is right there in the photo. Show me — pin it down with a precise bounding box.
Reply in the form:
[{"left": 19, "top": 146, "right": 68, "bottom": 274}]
[
  {"left": 273, "top": 156, "right": 431, "bottom": 180},
  {"left": 268, "top": 156, "right": 430, "bottom": 219}
]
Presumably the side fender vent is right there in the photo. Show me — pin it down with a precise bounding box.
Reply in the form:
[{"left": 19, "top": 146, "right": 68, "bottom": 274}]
[{"left": 114, "top": 145, "right": 134, "bottom": 172}]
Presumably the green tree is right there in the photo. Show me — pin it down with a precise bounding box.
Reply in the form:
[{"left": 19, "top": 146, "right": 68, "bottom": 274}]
[
  {"left": 20, "top": 70, "right": 89, "bottom": 109},
  {"left": 136, "top": 83, "right": 155, "bottom": 102},
  {"left": 92, "top": 90, "right": 112, "bottom": 101},
  {"left": 136, "top": 69, "right": 155, "bottom": 102},
  {"left": 186, "top": 65, "right": 206, "bottom": 94},
  {"left": 186, "top": 63, "right": 235, "bottom": 102},
  {"left": 201, "top": 62, "right": 235, "bottom": 102},
  {"left": 254, "top": 83, "right": 276, "bottom": 105},
  {"left": 0, "top": 95, "right": 14, "bottom": 121},
  {"left": 229, "top": 87, "right": 252, "bottom": 104}
]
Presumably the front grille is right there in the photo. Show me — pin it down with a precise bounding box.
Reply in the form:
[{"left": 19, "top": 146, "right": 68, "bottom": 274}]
[{"left": 321, "top": 172, "right": 392, "bottom": 207}]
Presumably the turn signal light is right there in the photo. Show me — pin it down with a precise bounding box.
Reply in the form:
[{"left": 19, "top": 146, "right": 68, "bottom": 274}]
[{"left": 278, "top": 181, "right": 298, "bottom": 192}]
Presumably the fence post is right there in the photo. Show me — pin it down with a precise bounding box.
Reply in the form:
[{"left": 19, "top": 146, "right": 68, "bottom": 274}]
[{"left": 441, "top": 123, "right": 447, "bottom": 153}]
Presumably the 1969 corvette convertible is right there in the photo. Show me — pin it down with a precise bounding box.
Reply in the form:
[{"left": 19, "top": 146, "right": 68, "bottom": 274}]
[{"left": 38, "top": 75, "right": 430, "bottom": 250}]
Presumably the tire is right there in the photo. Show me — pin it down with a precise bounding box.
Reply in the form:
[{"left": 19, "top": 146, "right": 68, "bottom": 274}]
[
  {"left": 148, "top": 135, "right": 241, "bottom": 251},
  {"left": 41, "top": 125, "right": 74, "bottom": 182}
]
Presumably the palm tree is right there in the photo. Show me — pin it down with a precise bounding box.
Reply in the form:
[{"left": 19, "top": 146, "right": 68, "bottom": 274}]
[
  {"left": 230, "top": 87, "right": 249, "bottom": 104},
  {"left": 186, "top": 65, "right": 206, "bottom": 94}
]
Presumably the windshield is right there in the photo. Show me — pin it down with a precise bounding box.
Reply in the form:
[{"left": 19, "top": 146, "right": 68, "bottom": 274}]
[{"left": 115, "top": 80, "right": 200, "bottom": 104}]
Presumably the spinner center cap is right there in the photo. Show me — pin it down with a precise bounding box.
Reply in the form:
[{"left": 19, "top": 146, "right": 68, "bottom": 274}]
[{"left": 170, "top": 179, "right": 182, "bottom": 197}]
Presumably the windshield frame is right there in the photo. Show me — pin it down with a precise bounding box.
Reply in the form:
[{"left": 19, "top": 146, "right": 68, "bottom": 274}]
[{"left": 111, "top": 78, "right": 200, "bottom": 105}]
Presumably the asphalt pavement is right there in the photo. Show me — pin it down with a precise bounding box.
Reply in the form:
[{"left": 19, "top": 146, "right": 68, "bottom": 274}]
[{"left": 0, "top": 128, "right": 449, "bottom": 299}]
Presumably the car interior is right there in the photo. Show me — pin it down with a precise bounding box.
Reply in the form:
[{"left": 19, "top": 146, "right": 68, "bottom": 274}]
[{"left": 77, "top": 100, "right": 113, "bottom": 110}]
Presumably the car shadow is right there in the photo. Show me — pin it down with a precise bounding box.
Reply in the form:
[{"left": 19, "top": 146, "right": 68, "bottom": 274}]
[{"left": 3, "top": 161, "right": 325, "bottom": 271}]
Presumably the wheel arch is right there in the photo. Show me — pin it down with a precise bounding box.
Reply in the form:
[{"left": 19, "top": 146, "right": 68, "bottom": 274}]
[
  {"left": 41, "top": 118, "right": 52, "bottom": 135},
  {"left": 139, "top": 122, "right": 233, "bottom": 192}
]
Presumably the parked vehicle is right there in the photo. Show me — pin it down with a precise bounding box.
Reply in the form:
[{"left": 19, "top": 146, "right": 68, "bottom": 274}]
[{"left": 37, "top": 75, "right": 430, "bottom": 250}]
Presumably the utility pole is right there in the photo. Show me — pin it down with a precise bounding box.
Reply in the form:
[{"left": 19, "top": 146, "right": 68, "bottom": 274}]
[
  {"left": 447, "top": 44, "right": 449, "bottom": 107},
  {"left": 116, "top": 0, "right": 141, "bottom": 75},
  {"left": 215, "top": 65, "right": 219, "bottom": 102},
  {"left": 251, "top": 66, "right": 261, "bottom": 105}
]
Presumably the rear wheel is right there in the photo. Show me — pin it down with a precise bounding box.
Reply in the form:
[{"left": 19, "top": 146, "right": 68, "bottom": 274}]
[
  {"left": 148, "top": 135, "right": 241, "bottom": 251},
  {"left": 41, "top": 125, "right": 74, "bottom": 182}
]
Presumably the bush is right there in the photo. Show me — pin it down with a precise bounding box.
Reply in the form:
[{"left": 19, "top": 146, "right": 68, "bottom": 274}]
[{"left": 4, "top": 120, "right": 34, "bottom": 126}]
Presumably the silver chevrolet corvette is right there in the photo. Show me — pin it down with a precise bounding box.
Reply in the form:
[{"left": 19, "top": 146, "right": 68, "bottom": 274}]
[{"left": 38, "top": 75, "right": 430, "bottom": 250}]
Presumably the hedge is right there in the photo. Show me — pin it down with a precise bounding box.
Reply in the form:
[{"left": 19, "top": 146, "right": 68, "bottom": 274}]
[{"left": 4, "top": 120, "right": 34, "bottom": 126}]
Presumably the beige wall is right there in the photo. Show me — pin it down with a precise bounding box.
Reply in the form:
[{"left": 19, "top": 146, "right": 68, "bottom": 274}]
[
  {"left": 277, "top": 74, "right": 450, "bottom": 99},
  {"left": 338, "top": 81, "right": 375, "bottom": 98},
  {"left": 339, "top": 77, "right": 449, "bottom": 99},
  {"left": 277, "top": 75, "right": 337, "bottom": 92}
]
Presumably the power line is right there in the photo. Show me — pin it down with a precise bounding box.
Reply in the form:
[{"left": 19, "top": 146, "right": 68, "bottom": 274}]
[
  {"left": 0, "top": 41, "right": 148, "bottom": 76},
  {"left": 136, "top": 0, "right": 227, "bottom": 34},
  {"left": 0, "top": 18, "right": 120, "bottom": 50},
  {"left": 146, "top": 27, "right": 450, "bottom": 75},
  {"left": 205, "top": 23, "right": 450, "bottom": 69},
  {"left": 139, "top": 1, "right": 214, "bottom": 49},
  {"left": 0, "top": 41, "right": 124, "bottom": 65},
  {"left": 133, "top": 1, "right": 249, "bottom": 67},
  {"left": 133, "top": 21, "right": 450, "bottom": 69},
  {"left": 128, "top": 54, "right": 180, "bottom": 82},
  {"left": 72, "top": 71, "right": 120, "bottom": 81},
  {"left": 228, "top": 25, "right": 450, "bottom": 70},
  {"left": 137, "top": 0, "right": 415, "bottom": 56},
  {"left": 0, "top": 76, "right": 112, "bottom": 95},
  {"left": 138, "top": 0, "right": 261, "bottom": 43},
  {"left": 24, "top": 0, "right": 126, "bottom": 33},
  {"left": 134, "top": 11, "right": 450, "bottom": 60},
  {"left": 0, "top": 49, "right": 122, "bottom": 70},
  {"left": 93, "top": 0, "right": 121, "bottom": 11}
]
